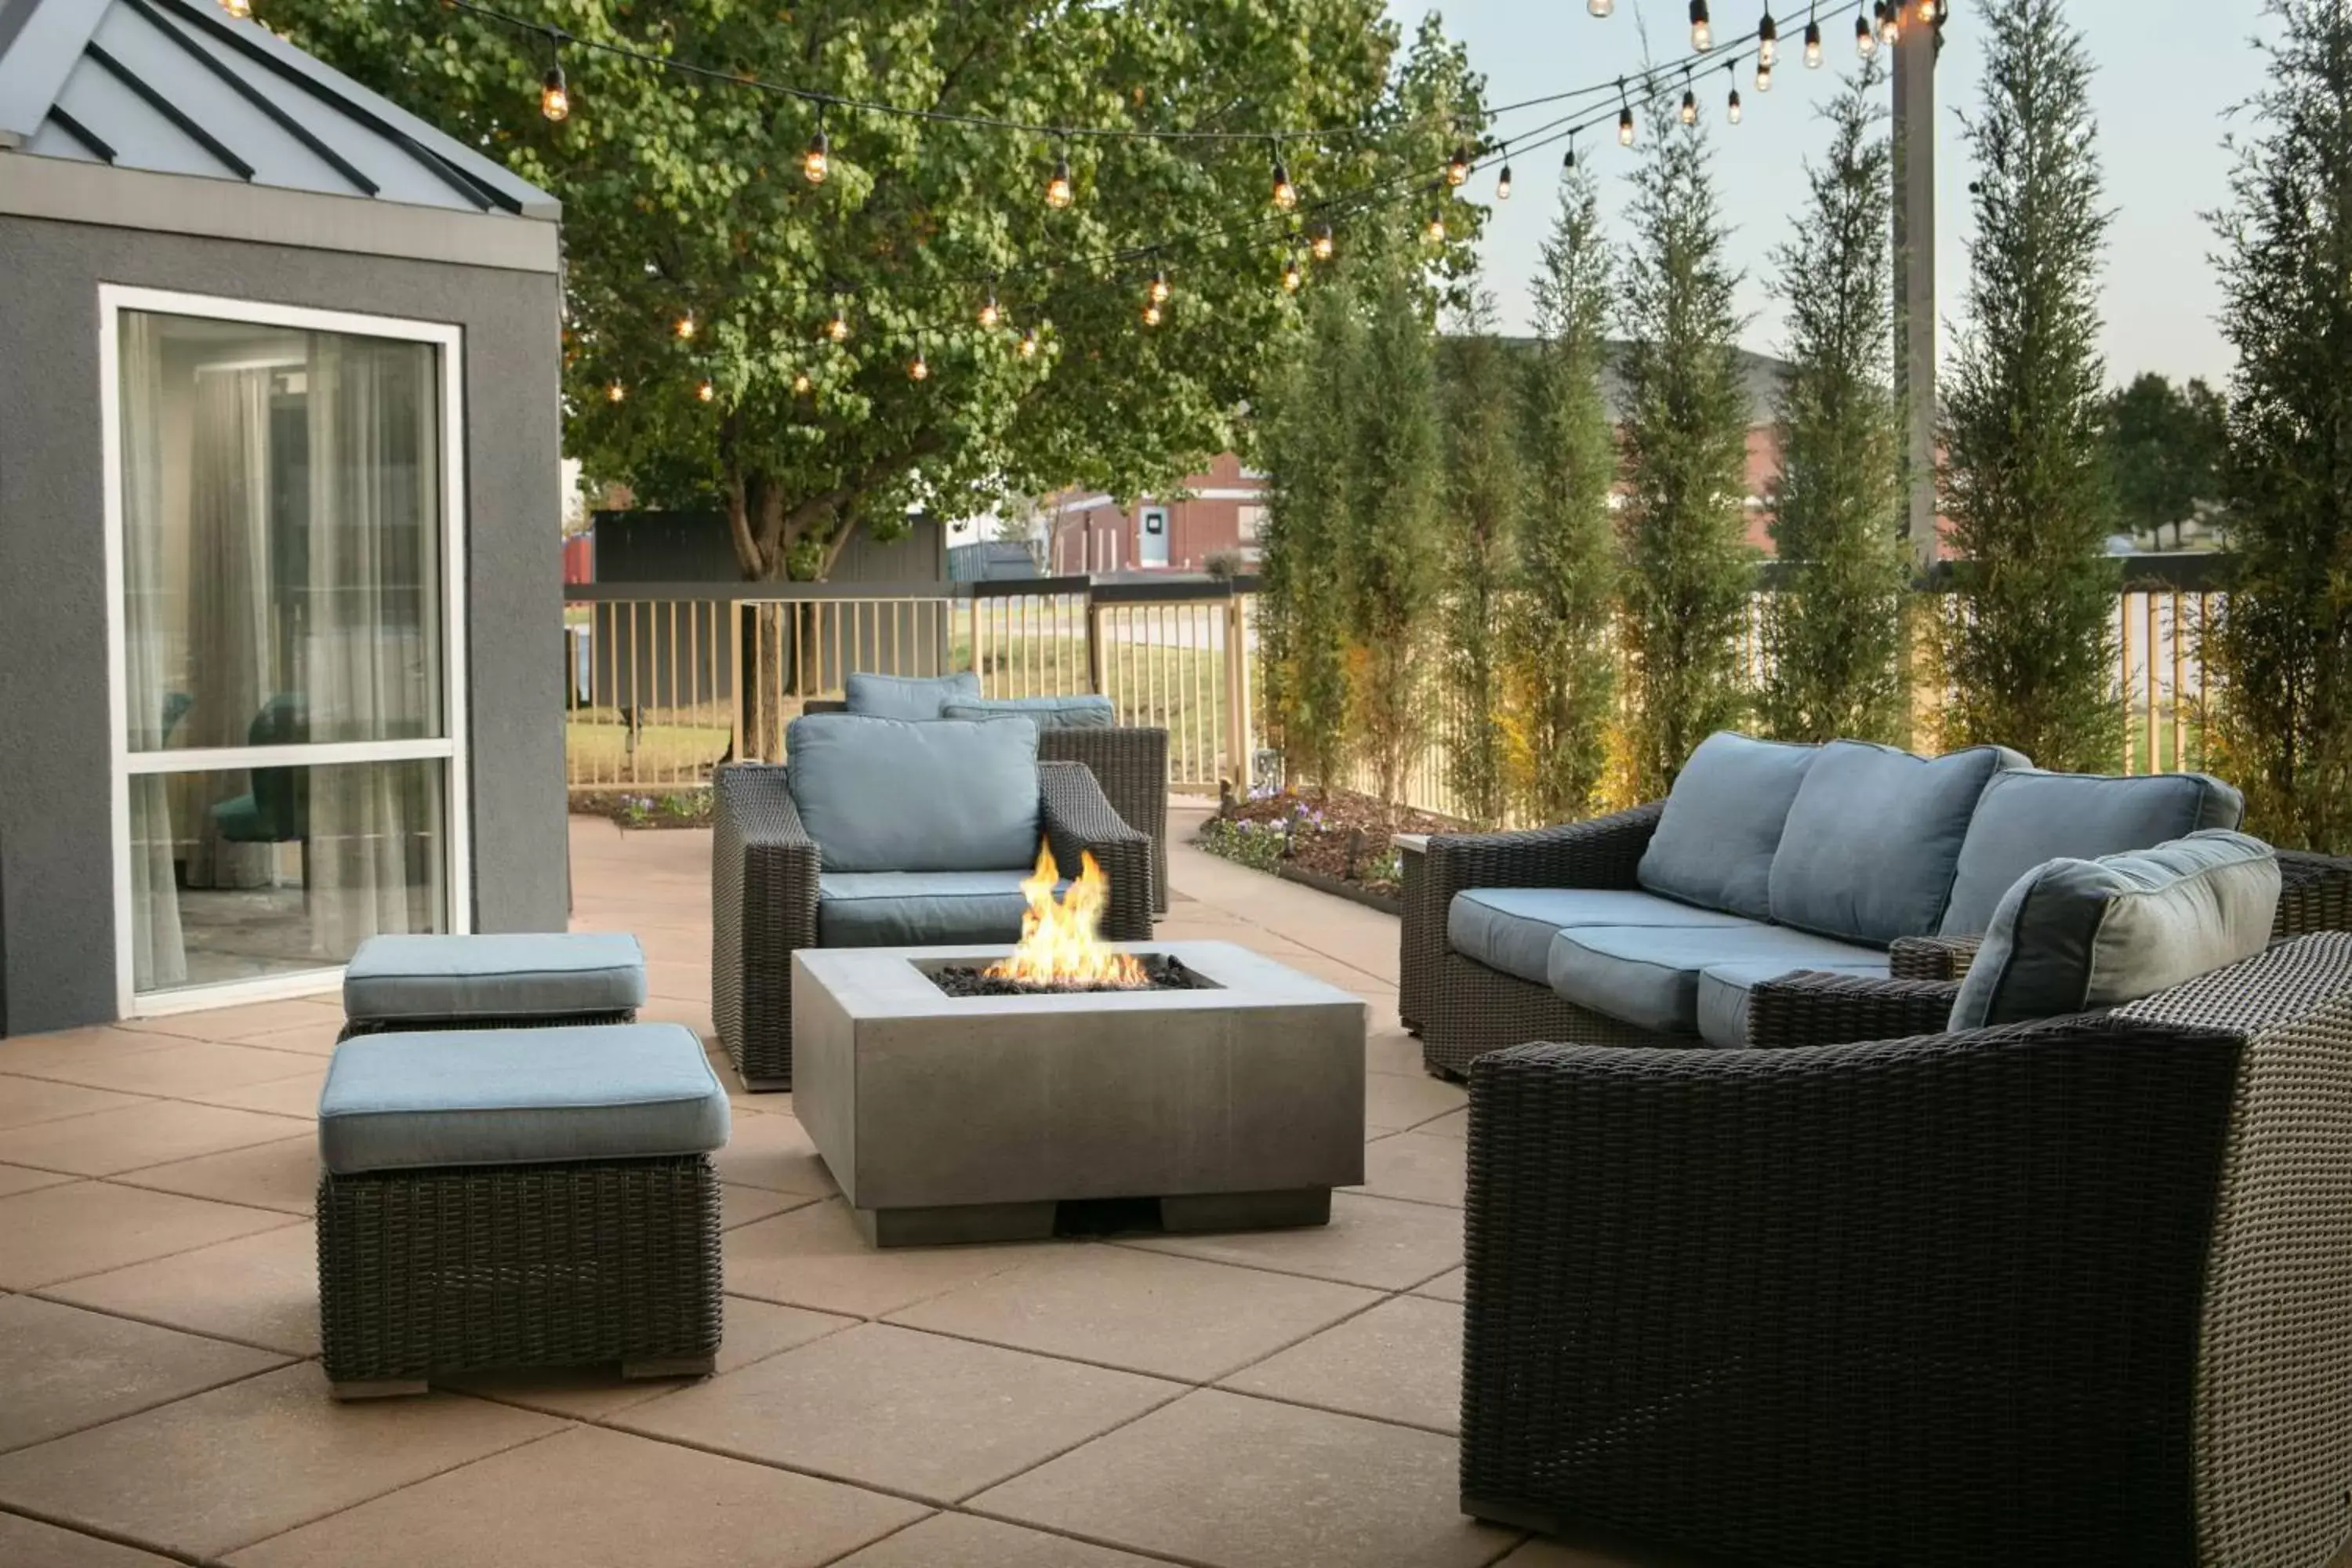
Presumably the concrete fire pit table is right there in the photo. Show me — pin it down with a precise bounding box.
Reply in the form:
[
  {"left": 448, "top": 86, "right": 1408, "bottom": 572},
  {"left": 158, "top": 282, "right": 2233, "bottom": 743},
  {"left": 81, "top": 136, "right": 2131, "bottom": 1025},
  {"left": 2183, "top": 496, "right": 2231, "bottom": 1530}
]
[{"left": 792, "top": 941, "right": 1367, "bottom": 1247}]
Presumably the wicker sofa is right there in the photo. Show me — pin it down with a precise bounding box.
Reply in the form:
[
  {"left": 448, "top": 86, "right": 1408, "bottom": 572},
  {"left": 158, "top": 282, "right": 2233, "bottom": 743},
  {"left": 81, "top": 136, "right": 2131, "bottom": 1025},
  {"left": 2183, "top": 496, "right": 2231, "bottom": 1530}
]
[
  {"left": 1406, "top": 735, "right": 2352, "bottom": 1076},
  {"left": 1459, "top": 930, "right": 2352, "bottom": 1568},
  {"left": 713, "top": 733, "right": 1152, "bottom": 1090}
]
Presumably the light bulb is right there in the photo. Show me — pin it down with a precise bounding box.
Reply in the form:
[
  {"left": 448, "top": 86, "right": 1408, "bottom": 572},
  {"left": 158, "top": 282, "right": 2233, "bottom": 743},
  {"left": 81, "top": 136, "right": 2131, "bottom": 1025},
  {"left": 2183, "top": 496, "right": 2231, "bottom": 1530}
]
[
  {"left": 695, "top": 379, "right": 714, "bottom": 402},
  {"left": 674, "top": 312, "right": 695, "bottom": 341},
  {"left": 1917, "top": 0, "right": 1938, "bottom": 20},
  {"left": 908, "top": 352, "right": 928, "bottom": 382},
  {"left": 1588, "top": 0, "right": 1613, "bottom": 13},
  {"left": 1727, "top": 89, "right": 1742, "bottom": 123},
  {"left": 1856, "top": 13, "right": 1876, "bottom": 55},
  {"left": 1879, "top": 4, "right": 1900, "bottom": 45},
  {"left": 1805, "top": 20, "right": 1824, "bottom": 65},
  {"left": 826, "top": 308, "right": 850, "bottom": 343},
  {"left": 540, "top": 64, "right": 569, "bottom": 122},
  {"left": 1311, "top": 224, "right": 1335, "bottom": 261},
  {"left": 1149, "top": 269, "right": 1171, "bottom": 304},
  {"left": 1681, "top": 88, "right": 1698, "bottom": 125},
  {"left": 1619, "top": 104, "right": 1636, "bottom": 146},
  {"left": 803, "top": 129, "right": 829, "bottom": 184},
  {"left": 1142, "top": 300, "right": 1163, "bottom": 327},
  {"left": 1282, "top": 256, "right": 1303, "bottom": 293},
  {"left": 1271, "top": 156, "right": 1298, "bottom": 211},
  {"left": 605, "top": 381, "right": 624, "bottom": 403},
  {"left": 1757, "top": 60, "right": 1773, "bottom": 91},
  {"left": 1758, "top": 8, "right": 1777, "bottom": 64},
  {"left": 221, "top": 0, "right": 252, "bottom": 15},
  {"left": 1563, "top": 143, "right": 1578, "bottom": 171},
  {"left": 1018, "top": 327, "right": 1040, "bottom": 358},
  {"left": 1689, "top": 1, "right": 1711, "bottom": 49},
  {"left": 978, "top": 293, "right": 1000, "bottom": 329},
  {"left": 1045, "top": 155, "right": 1074, "bottom": 209},
  {"left": 792, "top": 371, "right": 812, "bottom": 394},
  {"left": 1446, "top": 145, "right": 1471, "bottom": 187},
  {"left": 1495, "top": 163, "right": 1513, "bottom": 200},
  {"left": 1425, "top": 208, "right": 1446, "bottom": 242}
]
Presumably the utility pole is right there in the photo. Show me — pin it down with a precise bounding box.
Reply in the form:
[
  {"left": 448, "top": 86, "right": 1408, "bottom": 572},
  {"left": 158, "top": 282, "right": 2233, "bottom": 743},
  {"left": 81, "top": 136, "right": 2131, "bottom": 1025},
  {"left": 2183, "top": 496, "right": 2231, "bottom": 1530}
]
[{"left": 1891, "top": 2, "right": 1945, "bottom": 572}]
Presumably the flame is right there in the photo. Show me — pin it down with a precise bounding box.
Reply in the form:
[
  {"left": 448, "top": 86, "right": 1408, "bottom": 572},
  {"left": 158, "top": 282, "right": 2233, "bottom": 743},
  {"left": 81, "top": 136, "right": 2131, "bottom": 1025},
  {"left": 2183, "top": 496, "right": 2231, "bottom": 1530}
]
[{"left": 984, "top": 839, "right": 1148, "bottom": 989}]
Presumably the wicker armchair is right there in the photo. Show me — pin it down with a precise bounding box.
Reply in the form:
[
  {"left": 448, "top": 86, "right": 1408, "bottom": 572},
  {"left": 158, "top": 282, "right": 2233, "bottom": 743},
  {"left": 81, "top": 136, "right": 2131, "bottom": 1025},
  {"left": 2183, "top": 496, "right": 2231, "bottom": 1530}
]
[
  {"left": 801, "top": 699, "right": 1170, "bottom": 914},
  {"left": 1406, "top": 802, "right": 2352, "bottom": 1077},
  {"left": 1460, "top": 931, "right": 2352, "bottom": 1568},
  {"left": 712, "top": 758, "right": 1152, "bottom": 1090}
]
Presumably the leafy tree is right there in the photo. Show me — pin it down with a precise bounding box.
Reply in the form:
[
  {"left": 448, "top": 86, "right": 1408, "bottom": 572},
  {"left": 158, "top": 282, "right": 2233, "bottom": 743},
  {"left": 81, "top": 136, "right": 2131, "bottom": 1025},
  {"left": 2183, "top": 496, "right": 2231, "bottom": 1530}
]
[
  {"left": 271, "top": 0, "right": 1482, "bottom": 582},
  {"left": 1505, "top": 163, "right": 1619, "bottom": 823},
  {"left": 1341, "top": 259, "right": 1444, "bottom": 819},
  {"left": 2208, "top": 0, "right": 2352, "bottom": 852},
  {"left": 1938, "top": 0, "right": 2119, "bottom": 771},
  {"left": 1436, "top": 291, "right": 1521, "bottom": 826},
  {"left": 1616, "top": 113, "right": 1756, "bottom": 798},
  {"left": 2101, "top": 373, "right": 2227, "bottom": 549},
  {"left": 1254, "top": 281, "right": 1360, "bottom": 794},
  {"left": 1760, "top": 64, "right": 1909, "bottom": 746}
]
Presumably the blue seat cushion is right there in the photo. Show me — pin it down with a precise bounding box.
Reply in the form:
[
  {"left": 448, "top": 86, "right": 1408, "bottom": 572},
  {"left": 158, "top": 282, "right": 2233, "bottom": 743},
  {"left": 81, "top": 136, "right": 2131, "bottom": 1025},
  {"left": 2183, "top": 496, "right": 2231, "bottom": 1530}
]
[
  {"left": 1694, "top": 956, "right": 1896, "bottom": 1048},
  {"left": 1950, "top": 831, "right": 2281, "bottom": 1030},
  {"left": 318, "top": 1023, "right": 728, "bottom": 1174},
  {"left": 818, "top": 871, "right": 1070, "bottom": 947},
  {"left": 1636, "top": 732, "right": 1820, "bottom": 920},
  {"left": 343, "top": 933, "right": 646, "bottom": 1022},
  {"left": 844, "top": 670, "right": 982, "bottom": 720},
  {"left": 1448, "top": 887, "right": 1751, "bottom": 985},
  {"left": 1767, "top": 741, "right": 2028, "bottom": 946},
  {"left": 942, "top": 694, "right": 1117, "bottom": 731},
  {"left": 1545, "top": 923, "right": 1888, "bottom": 1038},
  {"left": 786, "top": 713, "right": 1042, "bottom": 873},
  {"left": 1938, "top": 769, "right": 2245, "bottom": 935}
]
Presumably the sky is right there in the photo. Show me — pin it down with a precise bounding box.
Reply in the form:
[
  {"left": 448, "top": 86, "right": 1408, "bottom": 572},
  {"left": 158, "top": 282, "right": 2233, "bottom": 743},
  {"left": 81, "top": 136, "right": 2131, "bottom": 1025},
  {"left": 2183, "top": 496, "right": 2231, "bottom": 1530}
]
[{"left": 1403, "top": 0, "right": 2269, "bottom": 387}]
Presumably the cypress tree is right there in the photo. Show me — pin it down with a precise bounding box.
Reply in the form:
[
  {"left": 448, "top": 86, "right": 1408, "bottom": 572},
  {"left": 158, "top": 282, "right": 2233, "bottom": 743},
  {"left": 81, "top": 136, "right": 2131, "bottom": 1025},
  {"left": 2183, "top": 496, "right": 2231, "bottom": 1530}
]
[
  {"left": 1617, "top": 113, "right": 1758, "bottom": 799},
  {"left": 1508, "top": 162, "right": 1620, "bottom": 822},
  {"left": 2208, "top": 0, "right": 2352, "bottom": 851},
  {"left": 1341, "top": 259, "right": 1444, "bottom": 819},
  {"left": 1939, "top": 0, "right": 2119, "bottom": 770},
  {"left": 1255, "top": 281, "right": 1359, "bottom": 794},
  {"left": 1761, "top": 64, "right": 1910, "bottom": 746},
  {"left": 1437, "top": 289, "right": 1521, "bottom": 826}
]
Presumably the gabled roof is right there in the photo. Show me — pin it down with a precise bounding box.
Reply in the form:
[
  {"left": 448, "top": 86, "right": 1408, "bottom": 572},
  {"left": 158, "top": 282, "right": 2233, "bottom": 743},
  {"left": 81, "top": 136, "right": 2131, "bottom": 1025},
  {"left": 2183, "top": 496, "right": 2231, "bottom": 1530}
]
[{"left": 0, "top": 0, "right": 556, "bottom": 220}]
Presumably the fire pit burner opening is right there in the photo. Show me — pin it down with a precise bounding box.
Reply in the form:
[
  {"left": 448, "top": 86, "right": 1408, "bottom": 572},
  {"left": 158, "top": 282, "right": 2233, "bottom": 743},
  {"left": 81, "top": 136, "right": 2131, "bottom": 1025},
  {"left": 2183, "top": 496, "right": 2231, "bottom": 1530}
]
[{"left": 931, "top": 953, "right": 1210, "bottom": 999}]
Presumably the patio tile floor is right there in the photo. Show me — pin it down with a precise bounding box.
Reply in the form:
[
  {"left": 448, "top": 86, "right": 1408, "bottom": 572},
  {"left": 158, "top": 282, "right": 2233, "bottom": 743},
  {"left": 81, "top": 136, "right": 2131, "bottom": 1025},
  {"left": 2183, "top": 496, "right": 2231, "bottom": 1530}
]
[{"left": 0, "top": 811, "right": 1535, "bottom": 1567}]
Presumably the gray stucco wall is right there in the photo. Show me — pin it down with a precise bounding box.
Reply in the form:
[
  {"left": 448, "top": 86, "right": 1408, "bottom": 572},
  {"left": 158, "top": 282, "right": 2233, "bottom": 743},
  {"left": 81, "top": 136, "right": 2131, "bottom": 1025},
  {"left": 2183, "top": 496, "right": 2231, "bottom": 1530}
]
[{"left": 0, "top": 212, "right": 567, "bottom": 1035}]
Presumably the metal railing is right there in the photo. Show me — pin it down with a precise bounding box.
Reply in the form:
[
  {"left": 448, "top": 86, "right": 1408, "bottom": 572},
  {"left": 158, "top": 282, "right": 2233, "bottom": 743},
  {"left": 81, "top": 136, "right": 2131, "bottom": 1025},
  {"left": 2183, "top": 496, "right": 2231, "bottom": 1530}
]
[{"left": 564, "top": 559, "right": 2225, "bottom": 819}]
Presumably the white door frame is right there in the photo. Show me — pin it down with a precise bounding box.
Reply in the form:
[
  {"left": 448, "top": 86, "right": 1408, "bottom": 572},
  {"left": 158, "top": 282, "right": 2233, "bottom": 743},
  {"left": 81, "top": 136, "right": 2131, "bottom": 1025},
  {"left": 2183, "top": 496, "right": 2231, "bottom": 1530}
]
[
  {"left": 99, "top": 285, "right": 473, "bottom": 1017},
  {"left": 1138, "top": 504, "right": 1171, "bottom": 567}
]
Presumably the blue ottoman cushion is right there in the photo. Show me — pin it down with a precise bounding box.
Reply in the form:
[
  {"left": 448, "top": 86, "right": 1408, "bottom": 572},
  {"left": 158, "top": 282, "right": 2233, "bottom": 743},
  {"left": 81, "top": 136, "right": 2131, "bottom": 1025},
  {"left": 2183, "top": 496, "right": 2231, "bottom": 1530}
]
[
  {"left": 343, "top": 933, "right": 646, "bottom": 1022},
  {"left": 318, "top": 1023, "right": 729, "bottom": 1175}
]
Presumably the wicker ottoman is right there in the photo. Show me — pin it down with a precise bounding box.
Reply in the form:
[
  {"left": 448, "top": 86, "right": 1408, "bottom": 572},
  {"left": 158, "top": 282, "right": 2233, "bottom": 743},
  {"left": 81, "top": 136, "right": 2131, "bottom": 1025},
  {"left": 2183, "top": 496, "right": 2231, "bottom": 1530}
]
[
  {"left": 339, "top": 932, "right": 647, "bottom": 1039},
  {"left": 316, "top": 1023, "right": 728, "bottom": 1399}
]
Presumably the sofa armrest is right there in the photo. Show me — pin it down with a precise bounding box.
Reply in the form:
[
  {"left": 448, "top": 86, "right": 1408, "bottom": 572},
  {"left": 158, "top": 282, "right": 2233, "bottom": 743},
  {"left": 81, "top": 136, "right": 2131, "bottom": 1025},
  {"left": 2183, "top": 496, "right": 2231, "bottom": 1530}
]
[
  {"left": 1744, "top": 970, "right": 1960, "bottom": 1047},
  {"left": 710, "top": 765, "right": 822, "bottom": 1087},
  {"left": 2276, "top": 848, "right": 2352, "bottom": 940},
  {"left": 1039, "top": 760, "right": 1152, "bottom": 942},
  {"left": 1040, "top": 727, "right": 1170, "bottom": 915},
  {"left": 1461, "top": 1014, "right": 2246, "bottom": 1557},
  {"left": 1889, "top": 933, "right": 1983, "bottom": 982}
]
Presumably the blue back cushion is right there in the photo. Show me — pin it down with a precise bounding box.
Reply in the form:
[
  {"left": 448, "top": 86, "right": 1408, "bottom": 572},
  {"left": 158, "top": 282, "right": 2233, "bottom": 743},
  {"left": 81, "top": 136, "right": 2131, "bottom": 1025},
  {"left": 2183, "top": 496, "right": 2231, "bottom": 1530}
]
[
  {"left": 942, "top": 695, "right": 1117, "bottom": 731},
  {"left": 1635, "top": 732, "right": 1820, "bottom": 920},
  {"left": 1767, "top": 740, "right": 2027, "bottom": 946},
  {"left": 1949, "top": 831, "right": 2281, "bottom": 1029},
  {"left": 843, "top": 670, "right": 982, "bottom": 721},
  {"left": 1938, "top": 770, "right": 2245, "bottom": 935},
  {"left": 786, "top": 713, "right": 1040, "bottom": 872}
]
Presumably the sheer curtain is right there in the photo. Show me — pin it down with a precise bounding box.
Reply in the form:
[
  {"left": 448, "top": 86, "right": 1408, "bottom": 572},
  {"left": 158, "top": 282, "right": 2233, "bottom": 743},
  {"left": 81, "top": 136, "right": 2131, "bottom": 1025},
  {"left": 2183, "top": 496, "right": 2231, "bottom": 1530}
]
[
  {"left": 180, "top": 365, "right": 278, "bottom": 890},
  {"left": 305, "top": 335, "right": 446, "bottom": 957},
  {"left": 118, "top": 316, "right": 189, "bottom": 990}
]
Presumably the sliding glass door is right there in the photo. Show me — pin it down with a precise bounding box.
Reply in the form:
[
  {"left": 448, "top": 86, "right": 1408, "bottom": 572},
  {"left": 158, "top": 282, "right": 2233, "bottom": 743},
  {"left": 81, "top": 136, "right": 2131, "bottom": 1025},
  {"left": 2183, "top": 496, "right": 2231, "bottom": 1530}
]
[{"left": 104, "top": 290, "right": 468, "bottom": 1011}]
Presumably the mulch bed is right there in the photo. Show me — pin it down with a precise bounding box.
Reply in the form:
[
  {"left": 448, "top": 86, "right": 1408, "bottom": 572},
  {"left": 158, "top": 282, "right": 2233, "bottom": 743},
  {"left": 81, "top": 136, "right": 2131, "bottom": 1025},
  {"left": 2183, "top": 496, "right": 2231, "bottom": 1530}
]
[{"left": 1199, "top": 786, "right": 1457, "bottom": 901}]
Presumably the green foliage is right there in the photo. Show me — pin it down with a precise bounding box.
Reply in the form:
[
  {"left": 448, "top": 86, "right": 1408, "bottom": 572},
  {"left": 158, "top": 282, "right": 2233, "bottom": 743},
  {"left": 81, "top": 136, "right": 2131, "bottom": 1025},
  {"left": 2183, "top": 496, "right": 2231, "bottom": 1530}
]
[
  {"left": 2208, "top": 0, "right": 2352, "bottom": 852},
  {"left": 1341, "top": 260, "right": 1445, "bottom": 817},
  {"left": 270, "top": 0, "right": 1482, "bottom": 579},
  {"left": 1760, "top": 65, "right": 1910, "bottom": 747},
  {"left": 1616, "top": 115, "right": 1757, "bottom": 800},
  {"left": 1436, "top": 290, "right": 1520, "bottom": 826},
  {"left": 1255, "top": 281, "right": 1360, "bottom": 792},
  {"left": 2101, "top": 373, "right": 2227, "bottom": 547},
  {"left": 1197, "top": 815, "right": 1288, "bottom": 873},
  {"left": 1938, "top": 0, "right": 2120, "bottom": 771},
  {"left": 1506, "top": 165, "right": 1620, "bottom": 822}
]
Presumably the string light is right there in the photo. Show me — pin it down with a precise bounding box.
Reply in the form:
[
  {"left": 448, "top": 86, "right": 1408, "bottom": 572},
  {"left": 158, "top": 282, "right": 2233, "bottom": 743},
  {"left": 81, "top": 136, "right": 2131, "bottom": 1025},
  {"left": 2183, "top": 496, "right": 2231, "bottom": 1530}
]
[
  {"left": 1311, "top": 223, "right": 1336, "bottom": 261},
  {"left": 792, "top": 371, "right": 812, "bottom": 394},
  {"left": 540, "top": 62, "right": 569, "bottom": 122},
  {"left": 978, "top": 291, "right": 1000, "bottom": 329},
  {"left": 1756, "top": 58, "right": 1773, "bottom": 91},
  {"left": 1618, "top": 79, "right": 1635, "bottom": 147},
  {"left": 1495, "top": 157, "right": 1513, "bottom": 200},
  {"left": 1726, "top": 64, "right": 1742, "bottom": 124},
  {"left": 1806, "top": 7, "right": 1825, "bottom": 65},
  {"left": 673, "top": 311, "right": 695, "bottom": 341},
  {"left": 803, "top": 126, "right": 829, "bottom": 184},
  {"left": 1270, "top": 151, "right": 1298, "bottom": 211},
  {"left": 1681, "top": 84, "right": 1699, "bottom": 126},
  {"left": 1856, "top": 12, "right": 1876, "bottom": 55},
  {"left": 1142, "top": 299, "right": 1163, "bottom": 327},
  {"left": 908, "top": 347, "right": 929, "bottom": 381},
  {"left": 1916, "top": 0, "right": 1937, "bottom": 19},
  {"left": 1018, "top": 326, "right": 1040, "bottom": 358},
  {"left": 220, "top": 0, "right": 251, "bottom": 17},
  {"left": 826, "top": 303, "right": 851, "bottom": 343},
  {"left": 1588, "top": 0, "right": 1613, "bottom": 14},
  {"left": 1425, "top": 206, "right": 1447, "bottom": 243},
  {"left": 1149, "top": 268, "right": 1171, "bottom": 304},
  {"left": 1689, "top": 0, "right": 1712, "bottom": 49},
  {"left": 605, "top": 381, "right": 625, "bottom": 402},
  {"left": 1758, "top": 6, "right": 1778, "bottom": 65},
  {"left": 1045, "top": 153, "right": 1074, "bottom": 209},
  {"left": 1445, "top": 144, "right": 1471, "bottom": 187},
  {"left": 1563, "top": 134, "right": 1578, "bottom": 172},
  {"left": 1878, "top": 2, "right": 1900, "bottom": 46},
  {"left": 1282, "top": 253, "right": 1304, "bottom": 293},
  {"left": 695, "top": 379, "right": 714, "bottom": 402}
]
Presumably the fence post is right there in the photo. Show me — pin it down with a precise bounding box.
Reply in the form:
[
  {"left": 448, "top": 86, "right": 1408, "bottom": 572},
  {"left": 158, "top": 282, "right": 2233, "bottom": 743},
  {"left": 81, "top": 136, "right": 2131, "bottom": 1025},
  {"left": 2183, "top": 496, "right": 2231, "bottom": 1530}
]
[
  {"left": 1223, "top": 592, "right": 1251, "bottom": 790},
  {"left": 1085, "top": 593, "right": 1104, "bottom": 695}
]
